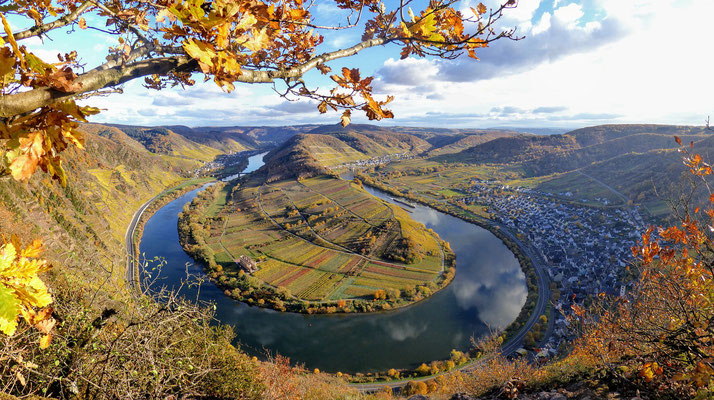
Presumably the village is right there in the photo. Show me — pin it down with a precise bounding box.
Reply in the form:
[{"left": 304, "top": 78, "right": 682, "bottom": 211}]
[
  {"left": 331, "top": 152, "right": 414, "bottom": 171},
  {"left": 462, "top": 182, "right": 647, "bottom": 356}
]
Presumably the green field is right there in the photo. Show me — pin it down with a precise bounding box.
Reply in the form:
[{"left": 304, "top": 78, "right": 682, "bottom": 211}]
[{"left": 193, "top": 174, "right": 448, "bottom": 305}]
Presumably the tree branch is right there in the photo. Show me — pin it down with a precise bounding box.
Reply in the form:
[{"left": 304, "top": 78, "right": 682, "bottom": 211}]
[
  {"left": 3, "top": 1, "right": 94, "bottom": 42},
  {"left": 0, "top": 55, "right": 194, "bottom": 118},
  {"left": 0, "top": 36, "right": 391, "bottom": 118}
]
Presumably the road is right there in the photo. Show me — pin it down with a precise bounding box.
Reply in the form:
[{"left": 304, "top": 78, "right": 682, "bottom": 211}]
[
  {"left": 124, "top": 193, "right": 163, "bottom": 294},
  {"left": 349, "top": 196, "right": 552, "bottom": 392},
  {"left": 125, "top": 178, "right": 551, "bottom": 392},
  {"left": 125, "top": 180, "right": 214, "bottom": 293},
  {"left": 578, "top": 171, "right": 647, "bottom": 228}
]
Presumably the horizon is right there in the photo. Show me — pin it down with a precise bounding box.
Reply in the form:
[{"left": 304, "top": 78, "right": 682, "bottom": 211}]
[{"left": 95, "top": 121, "right": 708, "bottom": 134}]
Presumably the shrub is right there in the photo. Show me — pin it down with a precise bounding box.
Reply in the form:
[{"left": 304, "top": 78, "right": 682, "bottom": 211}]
[
  {"left": 1, "top": 280, "right": 264, "bottom": 399},
  {"left": 403, "top": 380, "right": 427, "bottom": 396}
]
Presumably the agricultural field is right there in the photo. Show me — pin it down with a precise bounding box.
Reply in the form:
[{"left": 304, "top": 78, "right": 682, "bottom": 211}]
[{"left": 191, "top": 174, "right": 448, "bottom": 305}]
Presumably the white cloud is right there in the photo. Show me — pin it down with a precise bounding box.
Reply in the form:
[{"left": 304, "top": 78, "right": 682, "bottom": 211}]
[
  {"left": 376, "top": 58, "right": 439, "bottom": 86},
  {"left": 552, "top": 3, "right": 584, "bottom": 28},
  {"left": 532, "top": 12, "right": 552, "bottom": 35},
  {"left": 500, "top": 0, "right": 543, "bottom": 25}
]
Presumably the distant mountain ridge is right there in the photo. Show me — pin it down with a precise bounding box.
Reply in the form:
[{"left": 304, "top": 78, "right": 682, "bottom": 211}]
[
  {"left": 437, "top": 124, "right": 709, "bottom": 174},
  {"left": 78, "top": 121, "right": 713, "bottom": 219},
  {"left": 258, "top": 125, "right": 432, "bottom": 181}
]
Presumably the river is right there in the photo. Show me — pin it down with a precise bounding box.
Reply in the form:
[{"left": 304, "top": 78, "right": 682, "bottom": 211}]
[{"left": 139, "top": 155, "right": 526, "bottom": 373}]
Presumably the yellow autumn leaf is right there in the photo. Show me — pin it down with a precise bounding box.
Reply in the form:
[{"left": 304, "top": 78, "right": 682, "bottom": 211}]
[
  {"left": 243, "top": 27, "right": 269, "bottom": 52},
  {"left": 20, "top": 239, "right": 43, "bottom": 258},
  {"left": 0, "top": 284, "right": 20, "bottom": 335},
  {"left": 0, "top": 240, "right": 53, "bottom": 339},
  {"left": 236, "top": 13, "right": 257, "bottom": 31},
  {"left": 0, "top": 242, "right": 16, "bottom": 272},
  {"left": 39, "top": 333, "right": 52, "bottom": 349},
  {"left": 183, "top": 39, "right": 216, "bottom": 68}
]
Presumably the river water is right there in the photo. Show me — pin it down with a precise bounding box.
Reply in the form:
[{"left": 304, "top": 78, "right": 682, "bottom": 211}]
[{"left": 139, "top": 155, "right": 526, "bottom": 373}]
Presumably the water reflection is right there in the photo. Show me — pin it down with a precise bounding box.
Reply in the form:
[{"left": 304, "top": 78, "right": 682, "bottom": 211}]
[
  {"left": 384, "top": 320, "right": 429, "bottom": 341},
  {"left": 140, "top": 172, "right": 527, "bottom": 373},
  {"left": 365, "top": 187, "right": 527, "bottom": 330}
]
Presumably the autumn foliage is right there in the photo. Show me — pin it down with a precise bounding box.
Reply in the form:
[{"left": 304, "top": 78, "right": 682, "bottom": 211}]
[
  {"left": 0, "top": 236, "right": 54, "bottom": 346},
  {"left": 0, "top": 0, "right": 518, "bottom": 185},
  {"left": 573, "top": 138, "right": 714, "bottom": 398}
]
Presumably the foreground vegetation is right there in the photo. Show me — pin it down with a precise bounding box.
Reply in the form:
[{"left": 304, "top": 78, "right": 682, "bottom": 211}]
[{"left": 178, "top": 173, "right": 455, "bottom": 313}]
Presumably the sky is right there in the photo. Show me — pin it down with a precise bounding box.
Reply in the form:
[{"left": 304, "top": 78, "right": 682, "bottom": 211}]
[{"left": 19, "top": 0, "right": 714, "bottom": 129}]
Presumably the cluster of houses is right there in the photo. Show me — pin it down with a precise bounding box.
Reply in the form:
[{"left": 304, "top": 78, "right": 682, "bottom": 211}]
[
  {"left": 195, "top": 150, "right": 257, "bottom": 177},
  {"left": 331, "top": 152, "right": 413, "bottom": 171},
  {"left": 463, "top": 182, "right": 646, "bottom": 355}
]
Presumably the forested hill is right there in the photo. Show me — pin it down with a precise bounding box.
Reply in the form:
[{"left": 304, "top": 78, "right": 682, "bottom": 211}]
[
  {"left": 258, "top": 125, "right": 432, "bottom": 181},
  {"left": 151, "top": 124, "right": 319, "bottom": 152},
  {"left": 436, "top": 124, "right": 708, "bottom": 173},
  {"left": 427, "top": 124, "right": 712, "bottom": 219}
]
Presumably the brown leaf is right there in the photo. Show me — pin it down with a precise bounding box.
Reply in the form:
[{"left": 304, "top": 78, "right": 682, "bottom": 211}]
[
  {"left": 78, "top": 17, "right": 87, "bottom": 29},
  {"left": 33, "top": 306, "right": 53, "bottom": 323},
  {"left": 35, "top": 316, "right": 55, "bottom": 334},
  {"left": 9, "top": 131, "right": 45, "bottom": 181},
  {"left": 316, "top": 63, "right": 331, "bottom": 75},
  {"left": 0, "top": 47, "right": 15, "bottom": 81},
  {"left": 47, "top": 66, "right": 82, "bottom": 93},
  {"left": 340, "top": 110, "right": 351, "bottom": 127}
]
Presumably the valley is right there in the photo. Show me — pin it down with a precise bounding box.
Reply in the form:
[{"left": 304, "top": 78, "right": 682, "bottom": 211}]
[
  {"left": 2, "top": 120, "right": 707, "bottom": 388},
  {"left": 3, "top": 3, "right": 710, "bottom": 398},
  {"left": 124, "top": 122, "right": 699, "bottom": 375}
]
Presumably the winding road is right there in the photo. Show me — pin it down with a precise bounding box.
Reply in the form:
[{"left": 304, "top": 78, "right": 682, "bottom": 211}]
[
  {"left": 125, "top": 193, "right": 164, "bottom": 293},
  {"left": 347, "top": 196, "right": 552, "bottom": 392},
  {"left": 125, "top": 177, "right": 552, "bottom": 393}
]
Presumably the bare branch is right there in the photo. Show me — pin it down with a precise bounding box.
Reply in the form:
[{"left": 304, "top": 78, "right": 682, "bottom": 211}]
[{"left": 3, "top": 1, "right": 94, "bottom": 42}]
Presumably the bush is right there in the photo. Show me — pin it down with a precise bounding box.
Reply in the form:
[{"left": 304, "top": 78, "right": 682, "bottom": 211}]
[
  {"left": 403, "top": 380, "right": 428, "bottom": 396},
  {"left": 0, "top": 279, "right": 264, "bottom": 399}
]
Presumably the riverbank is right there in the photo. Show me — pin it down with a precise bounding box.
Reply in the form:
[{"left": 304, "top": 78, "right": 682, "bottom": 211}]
[
  {"left": 355, "top": 172, "right": 548, "bottom": 352},
  {"left": 128, "top": 177, "right": 216, "bottom": 288},
  {"left": 177, "top": 175, "right": 457, "bottom": 315},
  {"left": 138, "top": 158, "right": 531, "bottom": 375}
]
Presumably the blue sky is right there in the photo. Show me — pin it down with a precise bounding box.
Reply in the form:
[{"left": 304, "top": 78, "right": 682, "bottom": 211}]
[{"left": 18, "top": 0, "right": 714, "bottom": 128}]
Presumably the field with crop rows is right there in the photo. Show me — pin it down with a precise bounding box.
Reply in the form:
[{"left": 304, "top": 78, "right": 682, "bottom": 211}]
[{"left": 200, "top": 174, "right": 447, "bottom": 302}]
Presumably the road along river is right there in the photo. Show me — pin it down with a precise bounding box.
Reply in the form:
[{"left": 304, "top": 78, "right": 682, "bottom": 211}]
[{"left": 137, "top": 155, "right": 528, "bottom": 374}]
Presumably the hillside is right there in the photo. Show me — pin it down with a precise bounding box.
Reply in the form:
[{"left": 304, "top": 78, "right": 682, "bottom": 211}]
[
  {"left": 259, "top": 126, "right": 432, "bottom": 181},
  {"left": 0, "top": 127, "right": 190, "bottom": 300},
  {"left": 102, "top": 124, "right": 223, "bottom": 165},
  {"left": 162, "top": 124, "right": 318, "bottom": 152},
  {"left": 438, "top": 124, "right": 707, "bottom": 170},
  {"left": 426, "top": 124, "right": 712, "bottom": 218},
  {"left": 425, "top": 130, "right": 524, "bottom": 156}
]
